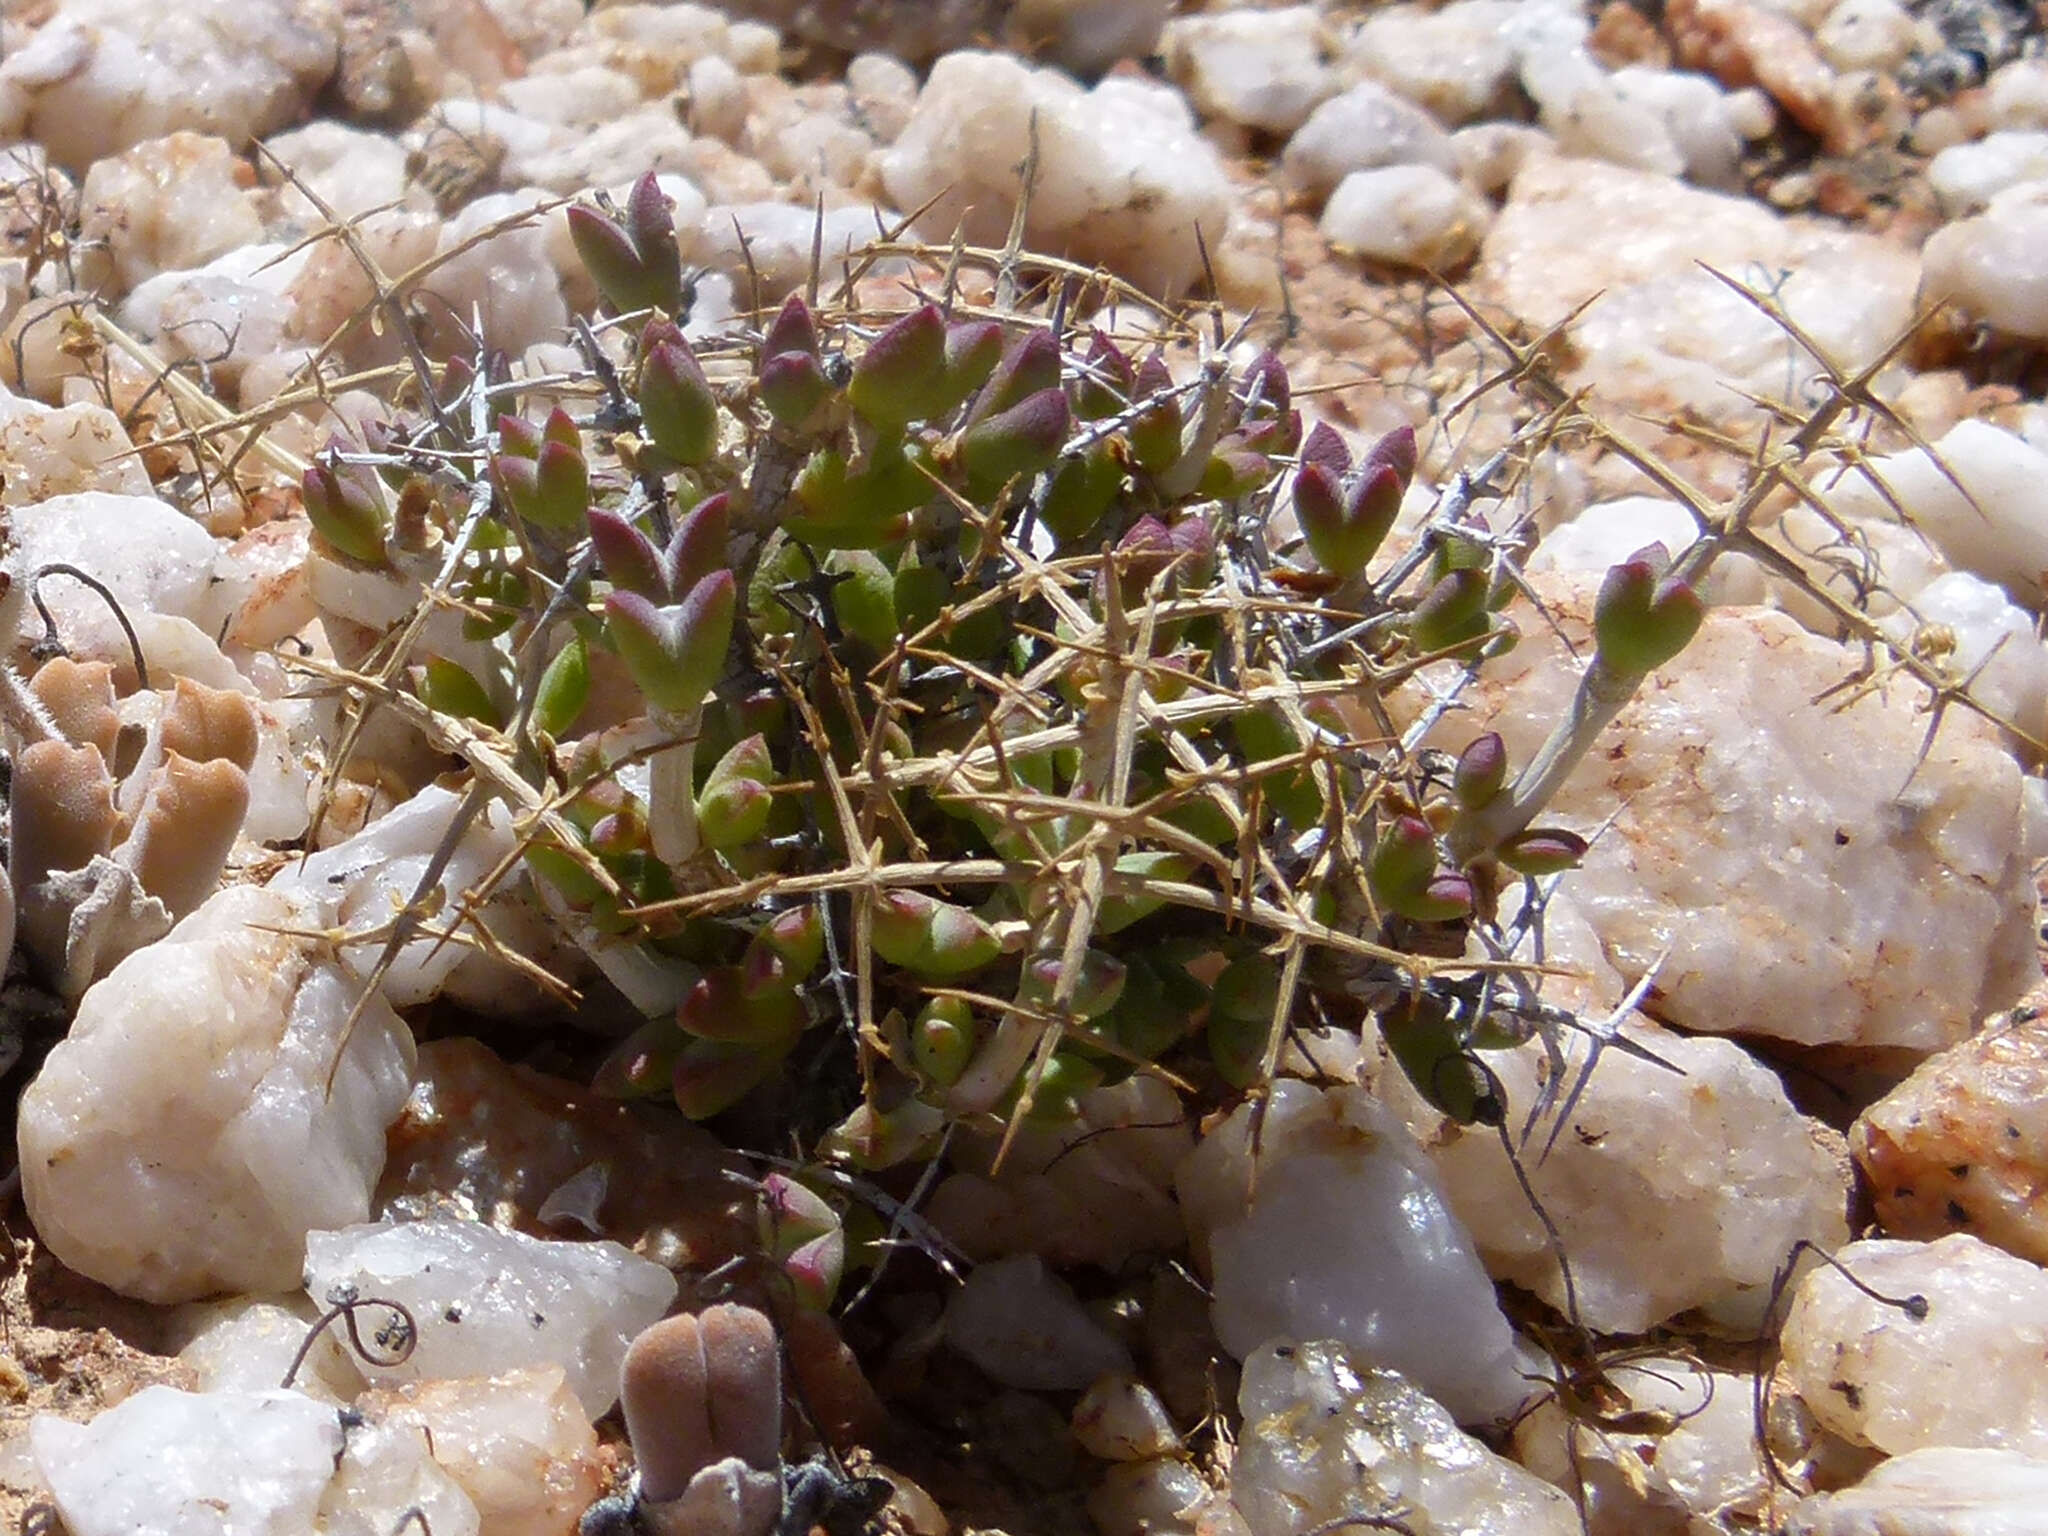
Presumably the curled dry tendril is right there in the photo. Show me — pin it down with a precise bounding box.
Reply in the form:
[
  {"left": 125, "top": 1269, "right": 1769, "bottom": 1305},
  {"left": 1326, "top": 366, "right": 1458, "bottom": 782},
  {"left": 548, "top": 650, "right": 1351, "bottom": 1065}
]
[{"left": 281, "top": 1283, "right": 420, "bottom": 1390}]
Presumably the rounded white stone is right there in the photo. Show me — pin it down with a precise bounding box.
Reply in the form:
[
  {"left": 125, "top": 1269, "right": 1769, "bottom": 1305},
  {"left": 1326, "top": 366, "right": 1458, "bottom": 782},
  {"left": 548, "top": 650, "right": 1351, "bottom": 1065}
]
[
  {"left": 1283, "top": 80, "right": 1460, "bottom": 202},
  {"left": 1319, "top": 163, "right": 1490, "bottom": 270},
  {"left": 18, "top": 884, "right": 417, "bottom": 1303},
  {"left": 1924, "top": 187, "right": 2048, "bottom": 342},
  {"left": 1783, "top": 1235, "right": 2048, "bottom": 1456}
]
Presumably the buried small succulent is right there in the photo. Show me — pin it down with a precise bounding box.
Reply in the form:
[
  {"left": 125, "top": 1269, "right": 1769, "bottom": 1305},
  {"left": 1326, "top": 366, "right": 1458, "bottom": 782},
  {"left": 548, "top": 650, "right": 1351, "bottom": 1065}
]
[
  {"left": 290, "top": 169, "right": 1713, "bottom": 1178},
  {"left": 3, "top": 656, "right": 262, "bottom": 997},
  {"left": 589, "top": 1302, "right": 889, "bottom": 1536}
]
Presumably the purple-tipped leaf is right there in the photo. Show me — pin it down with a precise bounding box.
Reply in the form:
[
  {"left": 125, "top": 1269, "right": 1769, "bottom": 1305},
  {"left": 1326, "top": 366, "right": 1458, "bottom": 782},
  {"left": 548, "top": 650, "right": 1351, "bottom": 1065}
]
[
  {"left": 943, "top": 320, "right": 1005, "bottom": 403},
  {"left": 1073, "top": 329, "right": 1134, "bottom": 419},
  {"left": 1452, "top": 732, "right": 1508, "bottom": 810},
  {"left": 567, "top": 203, "right": 655, "bottom": 315},
  {"left": 624, "top": 172, "right": 684, "bottom": 312},
  {"left": 528, "top": 439, "right": 589, "bottom": 533},
  {"left": 752, "top": 904, "right": 824, "bottom": 980},
  {"left": 590, "top": 507, "right": 666, "bottom": 601},
  {"left": 604, "top": 573, "right": 735, "bottom": 715},
  {"left": 1236, "top": 348, "right": 1290, "bottom": 422},
  {"left": 662, "top": 493, "right": 730, "bottom": 600},
  {"left": 1595, "top": 545, "right": 1704, "bottom": 676},
  {"left": 762, "top": 292, "right": 820, "bottom": 360},
  {"left": 1299, "top": 420, "right": 1351, "bottom": 476},
  {"left": 697, "top": 773, "right": 772, "bottom": 852},
  {"left": 1360, "top": 422, "right": 1418, "bottom": 489},
  {"left": 970, "top": 327, "right": 1061, "bottom": 424},
  {"left": 959, "top": 386, "right": 1070, "bottom": 490},
  {"left": 302, "top": 461, "right": 387, "bottom": 566},
  {"left": 759, "top": 349, "right": 831, "bottom": 428},
  {"left": 1497, "top": 828, "right": 1590, "bottom": 877},
  {"left": 496, "top": 412, "right": 542, "bottom": 460},
  {"left": 847, "top": 304, "right": 950, "bottom": 429}
]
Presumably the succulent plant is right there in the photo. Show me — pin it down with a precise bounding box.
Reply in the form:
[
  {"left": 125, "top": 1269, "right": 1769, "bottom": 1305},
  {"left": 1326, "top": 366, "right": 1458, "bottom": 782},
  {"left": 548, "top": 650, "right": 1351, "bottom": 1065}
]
[{"left": 278, "top": 172, "right": 1714, "bottom": 1179}]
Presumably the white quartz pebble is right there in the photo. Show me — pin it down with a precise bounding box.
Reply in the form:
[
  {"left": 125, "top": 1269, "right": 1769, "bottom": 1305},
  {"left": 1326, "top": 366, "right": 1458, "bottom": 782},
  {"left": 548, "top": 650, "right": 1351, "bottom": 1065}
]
[
  {"left": 0, "top": 0, "right": 341, "bottom": 170},
  {"left": 1814, "top": 0, "right": 1923, "bottom": 72},
  {"left": 1072, "top": 1375, "right": 1183, "bottom": 1462},
  {"left": 0, "top": 491, "right": 220, "bottom": 663},
  {"left": 1530, "top": 495, "right": 1765, "bottom": 605},
  {"left": 1384, "top": 1009, "right": 1850, "bottom": 1333},
  {"left": 1514, "top": 1360, "right": 1775, "bottom": 1532},
  {"left": 360, "top": 1367, "right": 605, "bottom": 1536},
  {"left": 0, "top": 391, "right": 152, "bottom": 505},
  {"left": 1482, "top": 157, "right": 1917, "bottom": 431},
  {"left": 318, "top": 1419, "right": 482, "bottom": 1536},
  {"left": 1823, "top": 419, "right": 2048, "bottom": 605},
  {"left": 28, "top": 1386, "right": 342, "bottom": 1536},
  {"left": 1879, "top": 571, "right": 2048, "bottom": 739},
  {"left": 303, "top": 1218, "right": 677, "bottom": 1420},
  {"left": 1282, "top": 80, "right": 1459, "bottom": 202},
  {"left": 173, "top": 1295, "right": 365, "bottom": 1403},
  {"left": 1988, "top": 58, "right": 2048, "bottom": 131},
  {"left": 1230, "top": 1341, "right": 1577, "bottom": 1536},
  {"left": 1320, "top": 164, "right": 1490, "bottom": 269},
  {"left": 18, "top": 885, "right": 417, "bottom": 1302},
  {"left": 1924, "top": 185, "right": 2048, "bottom": 342},
  {"left": 1782, "top": 1235, "right": 2048, "bottom": 1456},
  {"left": 274, "top": 783, "right": 524, "bottom": 1010},
  {"left": 1161, "top": 7, "right": 1337, "bottom": 134},
  {"left": 1928, "top": 131, "right": 2048, "bottom": 215},
  {"left": 881, "top": 50, "right": 1234, "bottom": 298},
  {"left": 1177, "top": 1082, "right": 1526, "bottom": 1425},
  {"left": 1427, "top": 574, "right": 2040, "bottom": 1052},
  {"left": 1785, "top": 1447, "right": 2048, "bottom": 1535},
  {"left": 1342, "top": 0, "right": 1523, "bottom": 125}
]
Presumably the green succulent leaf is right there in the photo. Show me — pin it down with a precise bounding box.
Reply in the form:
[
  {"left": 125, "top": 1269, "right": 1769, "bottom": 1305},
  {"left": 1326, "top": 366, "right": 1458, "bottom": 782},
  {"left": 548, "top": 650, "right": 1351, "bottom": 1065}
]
[{"left": 532, "top": 634, "right": 591, "bottom": 739}]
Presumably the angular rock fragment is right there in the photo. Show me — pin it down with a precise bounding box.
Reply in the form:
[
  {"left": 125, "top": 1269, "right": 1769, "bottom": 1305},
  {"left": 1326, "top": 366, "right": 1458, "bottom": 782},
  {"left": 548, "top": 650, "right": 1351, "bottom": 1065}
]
[
  {"left": 1230, "top": 1341, "right": 1577, "bottom": 1536},
  {"left": 0, "top": 0, "right": 343, "bottom": 171},
  {"left": 1385, "top": 1010, "right": 1850, "bottom": 1332},
  {"left": 1161, "top": 7, "right": 1336, "bottom": 134},
  {"left": 1178, "top": 1081, "right": 1527, "bottom": 1424},
  {"left": 1512, "top": 1359, "right": 1775, "bottom": 1533},
  {"left": 1856, "top": 989, "right": 2048, "bottom": 1263},
  {"left": 358, "top": 1366, "right": 604, "bottom": 1536},
  {"left": 303, "top": 1217, "right": 677, "bottom": 1418},
  {"left": 1781, "top": 1235, "right": 2048, "bottom": 1456},
  {"left": 27, "top": 1386, "right": 343, "bottom": 1536},
  {"left": 881, "top": 50, "right": 1234, "bottom": 298},
  {"left": 1784, "top": 1446, "right": 2048, "bottom": 1535},
  {"left": 1423, "top": 573, "right": 2039, "bottom": 1052},
  {"left": 1478, "top": 157, "right": 1917, "bottom": 434}
]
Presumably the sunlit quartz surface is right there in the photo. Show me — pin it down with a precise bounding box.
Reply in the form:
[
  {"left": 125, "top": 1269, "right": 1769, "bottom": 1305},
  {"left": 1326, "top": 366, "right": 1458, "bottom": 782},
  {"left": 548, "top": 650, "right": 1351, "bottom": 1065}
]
[{"left": 1178, "top": 1080, "right": 1529, "bottom": 1425}]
